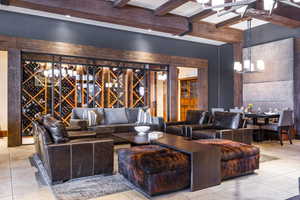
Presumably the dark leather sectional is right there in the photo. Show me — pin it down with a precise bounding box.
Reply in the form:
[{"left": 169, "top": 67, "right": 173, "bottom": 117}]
[
  {"left": 164, "top": 110, "right": 209, "bottom": 136},
  {"left": 33, "top": 115, "right": 113, "bottom": 184},
  {"left": 187, "top": 111, "right": 253, "bottom": 144},
  {"left": 70, "top": 107, "right": 164, "bottom": 143}
]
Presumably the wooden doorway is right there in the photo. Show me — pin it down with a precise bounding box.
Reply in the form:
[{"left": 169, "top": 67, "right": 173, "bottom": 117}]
[
  {"left": 179, "top": 78, "right": 198, "bottom": 120},
  {"left": 177, "top": 67, "right": 199, "bottom": 121}
]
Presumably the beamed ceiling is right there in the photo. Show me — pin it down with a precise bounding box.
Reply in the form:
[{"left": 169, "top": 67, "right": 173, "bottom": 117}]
[{"left": 0, "top": 0, "right": 299, "bottom": 44}]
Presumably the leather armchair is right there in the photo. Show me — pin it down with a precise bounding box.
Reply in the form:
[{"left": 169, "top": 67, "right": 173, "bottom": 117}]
[
  {"left": 187, "top": 112, "right": 253, "bottom": 145},
  {"left": 33, "top": 117, "right": 114, "bottom": 184},
  {"left": 164, "top": 110, "right": 209, "bottom": 136}
]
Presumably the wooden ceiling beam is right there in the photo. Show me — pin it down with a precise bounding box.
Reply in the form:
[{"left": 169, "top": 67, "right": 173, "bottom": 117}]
[
  {"left": 246, "top": 8, "right": 300, "bottom": 28},
  {"left": 8, "top": 0, "right": 189, "bottom": 35},
  {"left": 113, "top": 0, "right": 131, "bottom": 8},
  {"left": 154, "top": 0, "right": 189, "bottom": 16},
  {"left": 8, "top": 0, "right": 243, "bottom": 43},
  {"left": 190, "top": 22, "right": 243, "bottom": 43},
  {"left": 215, "top": 16, "right": 251, "bottom": 28},
  {"left": 189, "top": 9, "right": 217, "bottom": 22}
]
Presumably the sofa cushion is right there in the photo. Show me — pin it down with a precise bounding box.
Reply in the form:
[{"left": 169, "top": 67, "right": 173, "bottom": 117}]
[
  {"left": 104, "top": 108, "right": 129, "bottom": 125},
  {"left": 92, "top": 123, "right": 136, "bottom": 134},
  {"left": 186, "top": 110, "right": 207, "bottom": 124},
  {"left": 166, "top": 125, "right": 185, "bottom": 136},
  {"left": 126, "top": 108, "right": 140, "bottom": 123},
  {"left": 192, "top": 129, "right": 218, "bottom": 139},
  {"left": 43, "top": 116, "right": 69, "bottom": 144},
  {"left": 195, "top": 139, "right": 259, "bottom": 161},
  {"left": 72, "top": 108, "right": 102, "bottom": 120},
  {"left": 213, "top": 112, "right": 241, "bottom": 129}
]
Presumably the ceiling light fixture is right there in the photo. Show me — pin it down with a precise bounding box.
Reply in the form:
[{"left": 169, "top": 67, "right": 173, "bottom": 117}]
[
  {"left": 263, "top": 0, "right": 278, "bottom": 10},
  {"left": 234, "top": 19, "right": 265, "bottom": 73},
  {"left": 211, "top": 0, "right": 225, "bottom": 10},
  {"left": 65, "top": 15, "right": 71, "bottom": 18}
]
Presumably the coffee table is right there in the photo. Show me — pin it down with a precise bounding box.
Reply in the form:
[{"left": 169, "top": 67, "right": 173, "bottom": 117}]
[
  {"left": 152, "top": 134, "right": 221, "bottom": 192},
  {"left": 113, "top": 132, "right": 221, "bottom": 191},
  {"left": 112, "top": 132, "right": 151, "bottom": 146}
]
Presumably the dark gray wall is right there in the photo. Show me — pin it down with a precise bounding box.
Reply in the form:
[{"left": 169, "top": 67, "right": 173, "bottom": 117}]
[
  {"left": 0, "top": 10, "right": 234, "bottom": 110},
  {"left": 245, "top": 23, "right": 300, "bottom": 47}
]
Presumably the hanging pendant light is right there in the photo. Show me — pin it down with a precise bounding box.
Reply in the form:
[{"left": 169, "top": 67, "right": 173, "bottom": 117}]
[{"left": 234, "top": 19, "right": 265, "bottom": 73}]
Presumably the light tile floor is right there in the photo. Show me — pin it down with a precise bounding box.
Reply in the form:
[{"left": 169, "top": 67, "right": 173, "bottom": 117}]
[{"left": 0, "top": 137, "right": 299, "bottom": 200}]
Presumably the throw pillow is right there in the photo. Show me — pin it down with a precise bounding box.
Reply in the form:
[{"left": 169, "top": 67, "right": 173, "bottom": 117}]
[
  {"left": 104, "top": 108, "right": 129, "bottom": 125},
  {"left": 88, "top": 110, "right": 98, "bottom": 126},
  {"left": 136, "top": 108, "right": 152, "bottom": 125}
]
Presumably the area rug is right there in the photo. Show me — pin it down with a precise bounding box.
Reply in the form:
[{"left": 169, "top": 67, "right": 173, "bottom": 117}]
[
  {"left": 52, "top": 174, "right": 134, "bottom": 200},
  {"left": 31, "top": 154, "right": 135, "bottom": 200},
  {"left": 260, "top": 154, "right": 280, "bottom": 163}
]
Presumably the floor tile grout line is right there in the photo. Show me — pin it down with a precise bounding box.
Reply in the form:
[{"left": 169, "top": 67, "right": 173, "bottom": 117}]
[{"left": 8, "top": 148, "right": 14, "bottom": 200}]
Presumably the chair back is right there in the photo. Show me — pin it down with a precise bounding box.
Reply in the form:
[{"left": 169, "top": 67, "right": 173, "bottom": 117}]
[
  {"left": 278, "top": 110, "right": 293, "bottom": 127},
  {"left": 229, "top": 108, "right": 243, "bottom": 113},
  {"left": 211, "top": 108, "right": 225, "bottom": 116}
]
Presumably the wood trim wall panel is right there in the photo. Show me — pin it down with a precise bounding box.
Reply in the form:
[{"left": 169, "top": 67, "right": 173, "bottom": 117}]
[
  {"left": 0, "top": 35, "right": 208, "bottom": 68},
  {"left": 0, "top": 34, "right": 209, "bottom": 145},
  {"left": 169, "top": 66, "right": 179, "bottom": 121},
  {"left": 233, "top": 43, "right": 243, "bottom": 107},
  {"left": 294, "top": 38, "right": 300, "bottom": 136},
  {"left": 0, "top": 131, "right": 8, "bottom": 137},
  {"left": 7, "top": 49, "right": 22, "bottom": 147},
  {"left": 197, "top": 68, "right": 208, "bottom": 110}
]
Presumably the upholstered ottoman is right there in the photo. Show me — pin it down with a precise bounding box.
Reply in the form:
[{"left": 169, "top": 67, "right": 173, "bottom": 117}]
[
  {"left": 195, "top": 139, "right": 260, "bottom": 180},
  {"left": 118, "top": 145, "right": 190, "bottom": 196}
]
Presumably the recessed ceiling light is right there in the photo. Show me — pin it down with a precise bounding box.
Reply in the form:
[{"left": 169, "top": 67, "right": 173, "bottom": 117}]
[
  {"left": 174, "top": 35, "right": 179, "bottom": 38},
  {"left": 65, "top": 15, "right": 71, "bottom": 18},
  {"left": 147, "top": 29, "right": 152, "bottom": 32}
]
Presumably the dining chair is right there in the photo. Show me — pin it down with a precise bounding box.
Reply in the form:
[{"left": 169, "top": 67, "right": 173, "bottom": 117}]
[
  {"left": 229, "top": 108, "right": 244, "bottom": 113},
  {"left": 229, "top": 108, "right": 246, "bottom": 128},
  {"left": 211, "top": 108, "right": 225, "bottom": 115},
  {"left": 210, "top": 108, "right": 225, "bottom": 123},
  {"left": 261, "top": 110, "right": 293, "bottom": 146}
]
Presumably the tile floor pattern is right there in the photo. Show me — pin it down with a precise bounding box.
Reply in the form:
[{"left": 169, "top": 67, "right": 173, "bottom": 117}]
[{"left": 0, "top": 137, "right": 299, "bottom": 200}]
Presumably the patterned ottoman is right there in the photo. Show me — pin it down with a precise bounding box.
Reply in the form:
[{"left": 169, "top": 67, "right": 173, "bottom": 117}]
[
  {"left": 118, "top": 145, "right": 190, "bottom": 196},
  {"left": 195, "top": 139, "right": 260, "bottom": 180}
]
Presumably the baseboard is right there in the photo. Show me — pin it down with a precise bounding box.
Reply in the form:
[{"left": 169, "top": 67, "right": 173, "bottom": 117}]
[{"left": 0, "top": 130, "right": 7, "bottom": 137}]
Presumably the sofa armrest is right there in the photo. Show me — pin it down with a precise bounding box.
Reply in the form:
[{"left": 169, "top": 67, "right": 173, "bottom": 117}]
[
  {"left": 217, "top": 128, "right": 253, "bottom": 145},
  {"left": 152, "top": 117, "right": 165, "bottom": 131},
  {"left": 165, "top": 121, "right": 188, "bottom": 126}
]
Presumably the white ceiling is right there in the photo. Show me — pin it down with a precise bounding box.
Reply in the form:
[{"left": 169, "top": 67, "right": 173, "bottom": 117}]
[
  {"left": 0, "top": 0, "right": 269, "bottom": 46},
  {"left": 127, "top": 0, "right": 269, "bottom": 30},
  {"left": 0, "top": 5, "right": 226, "bottom": 45}
]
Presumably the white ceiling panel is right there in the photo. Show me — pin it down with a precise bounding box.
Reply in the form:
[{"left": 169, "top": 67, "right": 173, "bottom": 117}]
[
  {"left": 230, "top": 18, "right": 269, "bottom": 30},
  {"left": 201, "top": 12, "right": 240, "bottom": 24},
  {"left": 127, "top": 0, "right": 170, "bottom": 10},
  {"left": 0, "top": 5, "right": 226, "bottom": 46},
  {"left": 170, "top": 2, "right": 205, "bottom": 17}
]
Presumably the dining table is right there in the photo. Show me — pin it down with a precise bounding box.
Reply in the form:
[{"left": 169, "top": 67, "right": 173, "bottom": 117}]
[{"left": 244, "top": 113, "right": 280, "bottom": 125}]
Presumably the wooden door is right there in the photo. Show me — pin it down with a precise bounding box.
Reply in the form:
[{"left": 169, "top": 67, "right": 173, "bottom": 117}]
[{"left": 180, "top": 78, "right": 198, "bottom": 121}]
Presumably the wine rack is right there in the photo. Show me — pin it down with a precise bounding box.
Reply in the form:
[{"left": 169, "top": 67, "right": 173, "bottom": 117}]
[{"left": 21, "top": 53, "right": 168, "bottom": 136}]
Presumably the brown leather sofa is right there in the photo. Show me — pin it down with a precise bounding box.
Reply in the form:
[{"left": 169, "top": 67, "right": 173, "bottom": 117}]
[
  {"left": 187, "top": 112, "right": 253, "bottom": 144},
  {"left": 164, "top": 110, "right": 209, "bottom": 136},
  {"left": 70, "top": 107, "right": 164, "bottom": 142},
  {"left": 33, "top": 115, "right": 114, "bottom": 184}
]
